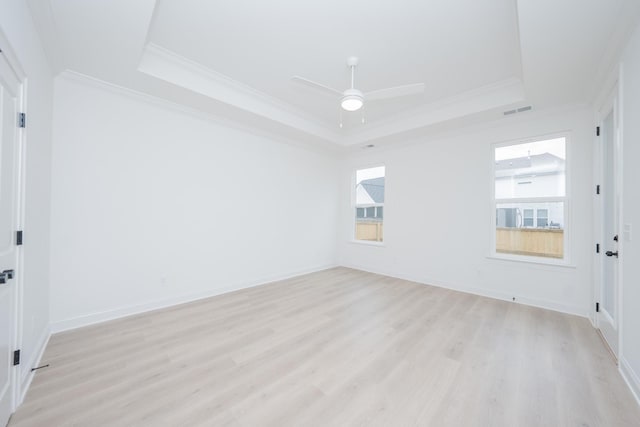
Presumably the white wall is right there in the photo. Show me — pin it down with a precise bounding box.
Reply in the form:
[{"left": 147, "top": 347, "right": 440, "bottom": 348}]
[
  {"left": 339, "top": 106, "right": 593, "bottom": 316},
  {"left": 49, "top": 74, "right": 339, "bottom": 331},
  {"left": 0, "top": 0, "right": 53, "bottom": 400},
  {"left": 619, "top": 20, "right": 640, "bottom": 401}
]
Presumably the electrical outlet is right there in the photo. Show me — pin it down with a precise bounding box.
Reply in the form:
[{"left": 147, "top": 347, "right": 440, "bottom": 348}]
[{"left": 624, "top": 223, "right": 632, "bottom": 242}]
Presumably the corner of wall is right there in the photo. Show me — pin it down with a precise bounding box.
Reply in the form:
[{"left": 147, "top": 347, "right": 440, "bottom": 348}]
[
  {"left": 620, "top": 357, "right": 640, "bottom": 407},
  {"left": 18, "top": 325, "right": 51, "bottom": 406}
]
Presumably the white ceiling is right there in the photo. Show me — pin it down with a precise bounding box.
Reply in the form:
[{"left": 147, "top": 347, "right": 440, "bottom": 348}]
[
  {"left": 26, "top": 0, "right": 640, "bottom": 148},
  {"left": 147, "top": 0, "right": 522, "bottom": 126}
]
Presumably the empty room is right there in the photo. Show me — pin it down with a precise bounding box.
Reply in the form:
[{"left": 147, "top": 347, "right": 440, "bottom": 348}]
[{"left": 2, "top": 0, "right": 640, "bottom": 425}]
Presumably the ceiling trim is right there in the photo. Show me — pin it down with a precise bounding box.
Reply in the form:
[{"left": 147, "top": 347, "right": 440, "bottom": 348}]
[
  {"left": 139, "top": 43, "right": 528, "bottom": 147},
  {"left": 26, "top": 0, "right": 65, "bottom": 74},
  {"left": 0, "top": 28, "right": 27, "bottom": 81},
  {"left": 24, "top": 0, "right": 640, "bottom": 148},
  {"left": 342, "top": 77, "right": 526, "bottom": 145},
  {"left": 58, "top": 69, "right": 343, "bottom": 156},
  {"left": 346, "top": 102, "right": 589, "bottom": 154},
  {"left": 139, "top": 43, "right": 345, "bottom": 144}
]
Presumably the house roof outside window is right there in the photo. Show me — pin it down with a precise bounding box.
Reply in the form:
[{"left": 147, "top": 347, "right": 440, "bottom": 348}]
[{"left": 356, "top": 177, "right": 385, "bottom": 205}]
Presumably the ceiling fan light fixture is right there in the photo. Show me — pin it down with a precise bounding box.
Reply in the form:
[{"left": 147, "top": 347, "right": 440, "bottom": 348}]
[
  {"left": 291, "top": 56, "right": 424, "bottom": 116},
  {"left": 341, "top": 90, "right": 364, "bottom": 111}
]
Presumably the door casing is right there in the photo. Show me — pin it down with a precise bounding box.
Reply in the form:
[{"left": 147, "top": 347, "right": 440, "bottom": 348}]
[{"left": 594, "top": 79, "right": 623, "bottom": 360}]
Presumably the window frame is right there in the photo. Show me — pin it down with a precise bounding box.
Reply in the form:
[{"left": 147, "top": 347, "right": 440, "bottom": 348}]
[
  {"left": 489, "top": 132, "right": 571, "bottom": 265},
  {"left": 351, "top": 164, "right": 386, "bottom": 246}
]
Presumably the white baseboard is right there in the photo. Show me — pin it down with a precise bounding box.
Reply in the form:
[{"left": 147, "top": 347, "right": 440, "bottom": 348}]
[
  {"left": 620, "top": 357, "right": 640, "bottom": 407},
  {"left": 18, "top": 326, "right": 51, "bottom": 406},
  {"left": 50, "top": 264, "right": 338, "bottom": 333},
  {"left": 341, "top": 263, "right": 589, "bottom": 318}
]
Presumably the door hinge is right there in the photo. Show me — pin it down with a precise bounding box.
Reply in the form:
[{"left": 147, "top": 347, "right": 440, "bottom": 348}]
[
  {"left": 596, "top": 243, "right": 600, "bottom": 253},
  {"left": 13, "top": 350, "right": 20, "bottom": 366},
  {"left": 596, "top": 185, "right": 600, "bottom": 195},
  {"left": 18, "top": 112, "right": 26, "bottom": 128},
  {"left": 596, "top": 302, "right": 600, "bottom": 313},
  {"left": 16, "top": 230, "right": 23, "bottom": 246},
  {"left": 596, "top": 126, "right": 600, "bottom": 136}
]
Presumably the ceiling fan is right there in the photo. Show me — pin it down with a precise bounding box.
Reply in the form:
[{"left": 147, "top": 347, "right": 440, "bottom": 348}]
[{"left": 291, "top": 56, "right": 425, "bottom": 112}]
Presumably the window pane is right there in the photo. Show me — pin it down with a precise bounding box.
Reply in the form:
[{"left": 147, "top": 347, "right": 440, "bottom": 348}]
[
  {"left": 496, "top": 202, "right": 564, "bottom": 259},
  {"left": 537, "top": 209, "right": 549, "bottom": 227},
  {"left": 366, "top": 207, "right": 375, "bottom": 218},
  {"left": 537, "top": 218, "right": 549, "bottom": 227},
  {"left": 356, "top": 167, "right": 385, "bottom": 205},
  {"left": 496, "top": 208, "right": 518, "bottom": 228},
  {"left": 495, "top": 137, "right": 566, "bottom": 199},
  {"left": 355, "top": 166, "right": 385, "bottom": 242},
  {"left": 523, "top": 209, "right": 534, "bottom": 227}
]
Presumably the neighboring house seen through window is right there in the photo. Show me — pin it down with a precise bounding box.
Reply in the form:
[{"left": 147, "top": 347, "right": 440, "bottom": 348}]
[
  {"left": 355, "top": 166, "right": 385, "bottom": 242},
  {"left": 494, "top": 136, "right": 567, "bottom": 260}
]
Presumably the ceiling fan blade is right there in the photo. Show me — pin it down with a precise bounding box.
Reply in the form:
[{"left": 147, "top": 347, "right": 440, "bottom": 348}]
[
  {"left": 364, "top": 83, "right": 425, "bottom": 101},
  {"left": 291, "top": 76, "right": 342, "bottom": 97}
]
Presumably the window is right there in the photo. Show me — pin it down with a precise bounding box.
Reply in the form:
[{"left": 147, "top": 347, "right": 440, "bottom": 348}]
[
  {"left": 523, "top": 209, "right": 534, "bottom": 227},
  {"left": 355, "top": 166, "right": 385, "bottom": 242},
  {"left": 537, "top": 209, "right": 548, "bottom": 227},
  {"left": 493, "top": 136, "right": 566, "bottom": 260}
]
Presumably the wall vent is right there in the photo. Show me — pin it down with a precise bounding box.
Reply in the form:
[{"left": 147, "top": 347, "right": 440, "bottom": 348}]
[{"left": 503, "top": 105, "right": 533, "bottom": 116}]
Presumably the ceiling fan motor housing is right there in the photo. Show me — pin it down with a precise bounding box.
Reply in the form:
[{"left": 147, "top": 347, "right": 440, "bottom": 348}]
[{"left": 341, "top": 88, "right": 364, "bottom": 111}]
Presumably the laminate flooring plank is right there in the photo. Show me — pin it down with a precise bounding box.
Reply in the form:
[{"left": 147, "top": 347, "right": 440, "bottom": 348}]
[{"left": 9, "top": 267, "right": 640, "bottom": 427}]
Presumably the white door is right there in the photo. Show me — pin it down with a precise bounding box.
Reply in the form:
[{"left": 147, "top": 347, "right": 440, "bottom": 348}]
[
  {"left": 597, "top": 93, "right": 620, "bottom": 358},
  {"left": 0, "top": 51, "right": 22, "bottom": 426}
]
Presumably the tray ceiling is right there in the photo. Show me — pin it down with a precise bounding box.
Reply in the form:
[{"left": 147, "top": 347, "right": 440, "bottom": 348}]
[{"left": 26, "top": 0, "right": 640, "bottom": 148}]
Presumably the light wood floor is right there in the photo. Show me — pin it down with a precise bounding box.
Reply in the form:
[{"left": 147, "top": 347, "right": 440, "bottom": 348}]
[{"left": 9, "top": 267, "right": 640, "bottom": 426}]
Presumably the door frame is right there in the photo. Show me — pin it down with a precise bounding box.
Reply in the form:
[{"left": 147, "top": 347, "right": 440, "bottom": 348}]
[
  {"left": 0, "top": 29, "right": 27, "bottom": 417},
  {"left": 593, "top": 76, "right": 623, "bottom": 360}
]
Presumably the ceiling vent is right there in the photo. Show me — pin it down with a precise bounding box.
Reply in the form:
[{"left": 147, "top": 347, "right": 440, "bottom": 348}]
[{"left": 504, "top": 105, "right": 533, "bottom": 116}]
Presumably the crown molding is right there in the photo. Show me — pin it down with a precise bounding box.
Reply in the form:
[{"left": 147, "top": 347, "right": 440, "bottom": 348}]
[
  {"left": 343, "top": 102, "right": 589, "bottom": 155},
  {"left": 57, "top": 69, "right": 343, "bottom": 156},
  {"left": 139, "top": 43, "right": 345, "bottom": 144},
  {"left": 25, "top": 0, "right": 66, "bottom": 74},
  {"left": 342, "top": 77, "right": 526, "bottom": 145},
  {"left": 139, "top": 44, "right": 529, "bottom": 148}
]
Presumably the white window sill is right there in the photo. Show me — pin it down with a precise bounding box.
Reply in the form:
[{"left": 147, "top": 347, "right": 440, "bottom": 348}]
[
  {"left": 486, "top": 254, "right": 576, "bottom": 269},
  {"left": 349, "top": 240, "right": 386, "bottom": 247}
]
